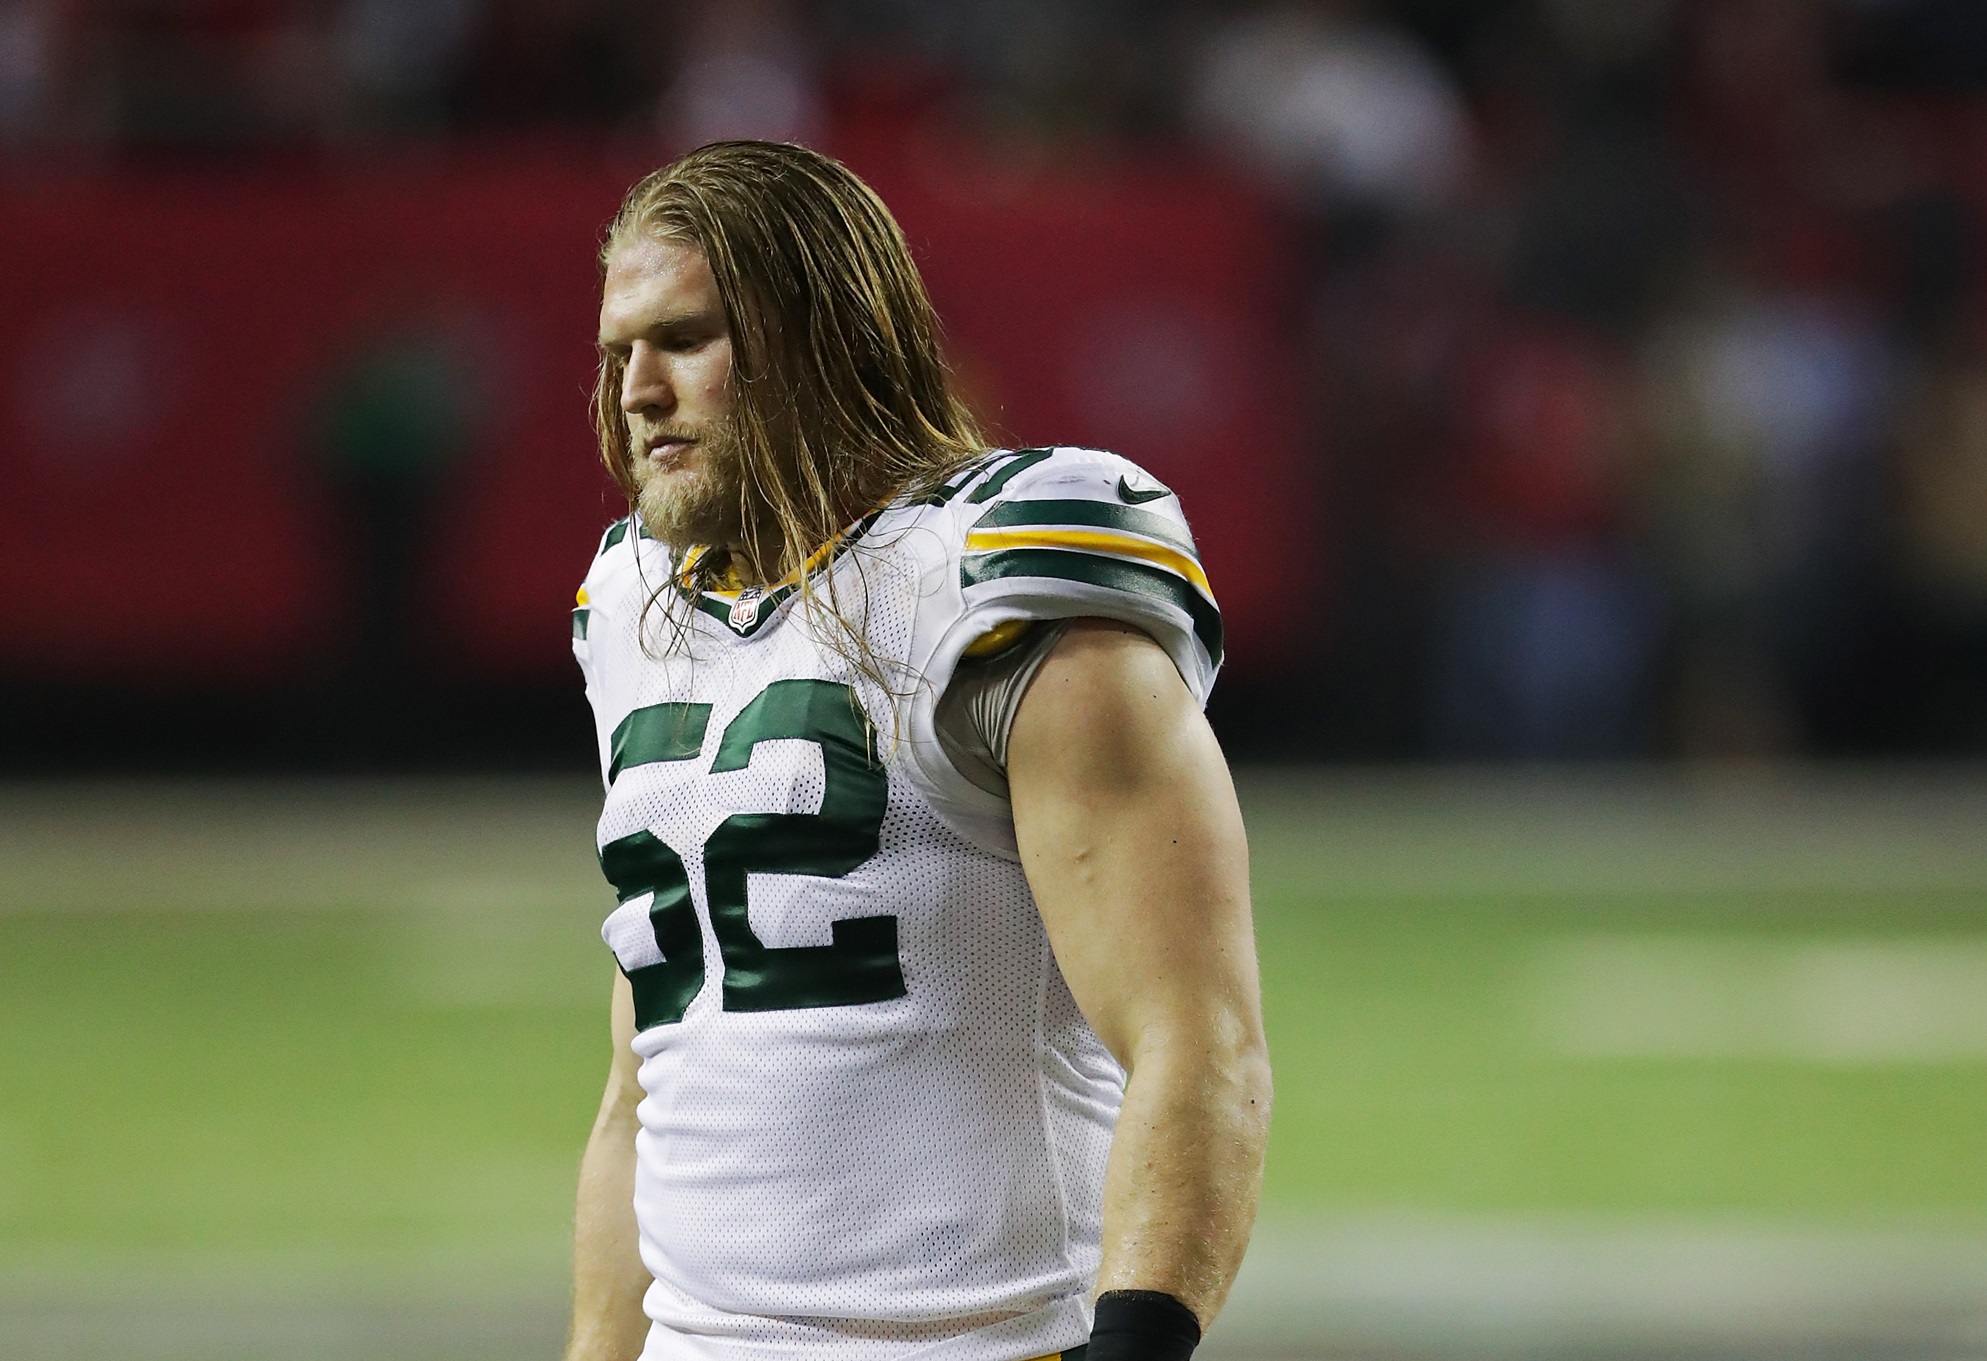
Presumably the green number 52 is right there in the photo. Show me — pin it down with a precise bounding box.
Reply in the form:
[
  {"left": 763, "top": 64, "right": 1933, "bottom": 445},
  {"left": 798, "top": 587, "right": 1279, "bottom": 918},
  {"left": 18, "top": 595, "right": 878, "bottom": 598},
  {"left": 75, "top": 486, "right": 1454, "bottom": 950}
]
[{"left": 598, "top": 679, "right": 907, "bottom": 1030}]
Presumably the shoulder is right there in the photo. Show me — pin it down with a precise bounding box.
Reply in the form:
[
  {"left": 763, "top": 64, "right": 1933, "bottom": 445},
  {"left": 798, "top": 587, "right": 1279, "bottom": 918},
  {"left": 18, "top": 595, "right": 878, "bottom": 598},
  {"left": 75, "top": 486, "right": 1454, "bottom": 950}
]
[
  {"left": 952, "top": 446, "right": 1195, "bottom": 576},
  {"left": 940, "top": 446, "right": 1220, "bottom": 682},
  {"left": 884, "top": 445, "right": 1218, "bottom": 684},
  {"left": 886, "top": 446, "right": 1222, "bottom": 854},
  {"left": 976, "top": 444, "right": 1170, "bottom": 505},
  {"left": 884, "top": 446, "right": 1193, "bottom": 570},
  {"left": 595, "top": 514, "right": 637, "bottom": 559},
  {"left": 577, "top": 513, "right": 667, "bottom": 617},
  {"left": 902, "top": 445, "right": 1173, "bottom": 516},
  {"left": 573, "top": 514, "right": 681, "bottom": 670}
]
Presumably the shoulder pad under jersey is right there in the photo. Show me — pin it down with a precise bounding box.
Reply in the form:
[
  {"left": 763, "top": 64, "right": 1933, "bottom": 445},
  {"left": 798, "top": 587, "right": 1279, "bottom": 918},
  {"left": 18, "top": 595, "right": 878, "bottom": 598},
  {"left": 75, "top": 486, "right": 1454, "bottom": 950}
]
[{"left": 948, "top": 446, "right": 1219, "bottom": 693}]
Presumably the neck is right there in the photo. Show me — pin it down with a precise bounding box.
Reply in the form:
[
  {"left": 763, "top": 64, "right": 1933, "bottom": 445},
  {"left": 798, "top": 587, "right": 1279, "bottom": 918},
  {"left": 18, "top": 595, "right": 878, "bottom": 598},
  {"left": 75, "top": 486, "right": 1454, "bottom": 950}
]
[
  {"left": 709, "top": 501, "right": 853, "bottom": 589},
  {"left": 719, "top": 507, "right": 853, "bottom": 590},
  {"left": 713, "top": 546, "right": 763, "bottom": 589},
  {"left": 711, "top": 529, "right": 784, "bottom": 589}
]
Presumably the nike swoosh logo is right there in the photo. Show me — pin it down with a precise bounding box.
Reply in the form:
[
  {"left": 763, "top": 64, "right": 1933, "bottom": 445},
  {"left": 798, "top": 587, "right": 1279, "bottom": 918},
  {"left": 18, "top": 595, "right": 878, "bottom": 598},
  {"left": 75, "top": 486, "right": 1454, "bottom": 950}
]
[{"left": 1116, "top": 476, "right": 1171, "bottom": 504}]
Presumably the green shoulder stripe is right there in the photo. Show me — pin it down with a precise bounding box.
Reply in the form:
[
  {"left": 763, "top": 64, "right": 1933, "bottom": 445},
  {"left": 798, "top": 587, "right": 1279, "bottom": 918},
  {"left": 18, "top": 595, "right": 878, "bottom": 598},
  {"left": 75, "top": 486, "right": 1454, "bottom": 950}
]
[
  {"left": 597, "top": 518, "right": 631, "bottom": 556},
  {"left": 972, "top": 497, "right": 1199, "bottom": 558},
  {"left": 960, "top": 547, "right": 1223, "bottom": 668},
  {"left": 912, "top": 453, "right": 1000, "bottom": 507},
  {"left": 964, "top": 448, "right": 1055, "bottom": 504}
]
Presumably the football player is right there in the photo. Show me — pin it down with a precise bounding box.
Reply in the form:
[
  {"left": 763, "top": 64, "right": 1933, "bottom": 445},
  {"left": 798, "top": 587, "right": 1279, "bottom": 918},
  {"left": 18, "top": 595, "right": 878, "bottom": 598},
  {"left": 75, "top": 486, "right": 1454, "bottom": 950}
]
[{"left": 566, "top": 141, "right": 1270, "bottom": 1361}]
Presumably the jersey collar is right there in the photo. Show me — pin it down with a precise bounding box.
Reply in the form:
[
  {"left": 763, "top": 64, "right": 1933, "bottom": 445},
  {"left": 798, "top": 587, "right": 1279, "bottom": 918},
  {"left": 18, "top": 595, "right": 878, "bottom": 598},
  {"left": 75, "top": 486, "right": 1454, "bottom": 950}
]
[{"left": 672, "top": 509, "right": 882, "bottom": 638}]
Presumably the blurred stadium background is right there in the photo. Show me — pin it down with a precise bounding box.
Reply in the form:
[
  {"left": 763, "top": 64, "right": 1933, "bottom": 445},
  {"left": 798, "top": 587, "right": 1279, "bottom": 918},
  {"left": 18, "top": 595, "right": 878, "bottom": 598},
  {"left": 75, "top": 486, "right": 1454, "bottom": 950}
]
[{"left": 4, "top": 0, "right": 1987, "bottom": 1357}]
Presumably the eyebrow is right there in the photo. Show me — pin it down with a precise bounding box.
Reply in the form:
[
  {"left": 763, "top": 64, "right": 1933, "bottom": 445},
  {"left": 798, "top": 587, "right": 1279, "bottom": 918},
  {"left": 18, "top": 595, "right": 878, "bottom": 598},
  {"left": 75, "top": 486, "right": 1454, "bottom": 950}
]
[{"left": 597, "top": 308, "right": 723, "bottom": 348}]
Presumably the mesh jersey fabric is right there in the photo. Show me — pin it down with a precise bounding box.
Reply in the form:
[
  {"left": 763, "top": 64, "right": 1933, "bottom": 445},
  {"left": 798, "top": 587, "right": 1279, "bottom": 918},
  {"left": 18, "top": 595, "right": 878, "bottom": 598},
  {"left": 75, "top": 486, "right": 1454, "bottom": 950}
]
[{"left": 570, "top": 447, "right": 1221, "bottom": 1361}]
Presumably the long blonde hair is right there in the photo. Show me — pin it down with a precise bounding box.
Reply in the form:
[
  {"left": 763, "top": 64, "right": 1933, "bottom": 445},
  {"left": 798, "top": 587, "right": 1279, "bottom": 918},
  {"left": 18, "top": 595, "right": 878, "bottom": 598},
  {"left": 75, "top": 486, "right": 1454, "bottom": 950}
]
[{"left": 593, "top": 141, "right": 986, "bottom": 592}]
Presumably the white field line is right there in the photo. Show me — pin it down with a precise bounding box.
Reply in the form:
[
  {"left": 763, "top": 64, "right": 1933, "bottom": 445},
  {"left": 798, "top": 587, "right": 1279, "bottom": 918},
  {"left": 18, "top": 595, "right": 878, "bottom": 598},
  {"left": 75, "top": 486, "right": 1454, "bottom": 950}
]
[{"left": 1534, "top": 936, "right": 1987, "bottom": 1062}]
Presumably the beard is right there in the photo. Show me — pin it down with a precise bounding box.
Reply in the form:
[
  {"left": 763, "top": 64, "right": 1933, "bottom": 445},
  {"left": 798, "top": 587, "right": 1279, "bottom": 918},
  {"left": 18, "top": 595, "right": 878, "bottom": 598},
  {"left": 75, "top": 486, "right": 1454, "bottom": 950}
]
[{"left": 630, "top": 416, "right": 748, "bottom": 557}]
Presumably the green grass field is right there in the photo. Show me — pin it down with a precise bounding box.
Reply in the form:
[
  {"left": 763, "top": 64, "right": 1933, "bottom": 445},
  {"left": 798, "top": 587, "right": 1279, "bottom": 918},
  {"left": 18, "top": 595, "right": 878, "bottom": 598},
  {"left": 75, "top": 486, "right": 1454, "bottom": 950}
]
[{"left": 4, "top": 771, "right": 1986, "bottom": 1351}]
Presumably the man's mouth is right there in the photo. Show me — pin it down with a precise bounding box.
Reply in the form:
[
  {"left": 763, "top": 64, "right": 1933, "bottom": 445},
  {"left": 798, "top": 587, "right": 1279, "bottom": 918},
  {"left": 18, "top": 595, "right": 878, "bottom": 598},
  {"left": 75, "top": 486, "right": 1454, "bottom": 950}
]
[{"left": 643, "top": 435, "right": 695, "bottom": 468}]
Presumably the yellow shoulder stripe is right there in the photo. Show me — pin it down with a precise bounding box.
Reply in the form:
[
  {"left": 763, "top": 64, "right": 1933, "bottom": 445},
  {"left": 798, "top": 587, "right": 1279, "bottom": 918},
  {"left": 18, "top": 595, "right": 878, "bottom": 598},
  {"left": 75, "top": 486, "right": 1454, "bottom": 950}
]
[
  {"left": 963, "top": 527, "right": 1213, "bottom": 598},
  {"left": 575, "top": 586, "right": 589, "bottom": 607}
]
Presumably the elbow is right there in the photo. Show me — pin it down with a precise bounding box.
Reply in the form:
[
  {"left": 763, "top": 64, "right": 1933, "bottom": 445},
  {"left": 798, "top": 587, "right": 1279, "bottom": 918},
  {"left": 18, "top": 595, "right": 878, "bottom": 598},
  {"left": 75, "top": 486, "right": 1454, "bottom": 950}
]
[
  {"left": 1216, "top": 997, "right": 1273, "bottom": 1100},
  {"left": 1210, "top": 1006, "right": 1273, "bottom": 1150},
  {"left": 1232, "top": 1027, "right": 1273, "bottom": 1146},
  {"left": 1239, "top": 1033, "right": 1271, "bottom": 1144},
  {"left": 1126, "top": 1003, "right": 1273, "bottom": 1128}
]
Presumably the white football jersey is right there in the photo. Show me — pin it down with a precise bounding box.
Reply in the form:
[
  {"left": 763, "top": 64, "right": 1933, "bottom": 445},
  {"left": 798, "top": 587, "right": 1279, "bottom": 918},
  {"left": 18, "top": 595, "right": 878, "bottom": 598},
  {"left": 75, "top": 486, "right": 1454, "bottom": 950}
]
[{"left": 571, "top": 447, "right": 1221, "bottom": 1361}]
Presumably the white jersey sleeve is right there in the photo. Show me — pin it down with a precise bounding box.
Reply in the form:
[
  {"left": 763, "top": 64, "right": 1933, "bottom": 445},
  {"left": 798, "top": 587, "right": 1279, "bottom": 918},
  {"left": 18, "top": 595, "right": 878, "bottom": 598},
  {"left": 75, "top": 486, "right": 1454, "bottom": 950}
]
[{"left": 899, "top": 446, "right": 1223, "bottom": 857}]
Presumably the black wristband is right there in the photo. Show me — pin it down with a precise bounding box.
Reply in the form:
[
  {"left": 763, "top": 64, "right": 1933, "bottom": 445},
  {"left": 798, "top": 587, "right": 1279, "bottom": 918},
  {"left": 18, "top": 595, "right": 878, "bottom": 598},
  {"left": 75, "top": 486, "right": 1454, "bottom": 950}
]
[{"left": 1083, "top": 1289, "right": 1201, "bottom": 1361}]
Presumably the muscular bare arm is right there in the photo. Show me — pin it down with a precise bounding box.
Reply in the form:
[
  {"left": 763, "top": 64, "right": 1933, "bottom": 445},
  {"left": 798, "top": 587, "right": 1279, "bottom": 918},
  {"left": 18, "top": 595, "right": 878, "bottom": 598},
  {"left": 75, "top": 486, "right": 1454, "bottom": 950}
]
[
  {"left": 1006, "top": 620, "right": 1272, "bottom": 1326},
  {"left": 564, "top": 971, "right": 651, "bottom": 1361}
]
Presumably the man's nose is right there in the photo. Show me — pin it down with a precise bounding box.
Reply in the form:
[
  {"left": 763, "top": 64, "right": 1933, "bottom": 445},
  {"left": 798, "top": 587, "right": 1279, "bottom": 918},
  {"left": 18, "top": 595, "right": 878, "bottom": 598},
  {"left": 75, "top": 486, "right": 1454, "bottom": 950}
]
[{"left": 621, "top": 342, "right": 675, "bottom": 416}]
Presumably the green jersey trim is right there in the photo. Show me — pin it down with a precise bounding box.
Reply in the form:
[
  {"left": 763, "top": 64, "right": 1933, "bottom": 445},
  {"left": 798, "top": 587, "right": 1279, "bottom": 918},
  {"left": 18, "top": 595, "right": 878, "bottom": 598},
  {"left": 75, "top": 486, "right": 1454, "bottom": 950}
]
[
  {"left": 959, "top": 546, "right": 1224, "bottom": 669},
  {"left": 964, "top": 448, "right": 1055, "bottom": 504}
]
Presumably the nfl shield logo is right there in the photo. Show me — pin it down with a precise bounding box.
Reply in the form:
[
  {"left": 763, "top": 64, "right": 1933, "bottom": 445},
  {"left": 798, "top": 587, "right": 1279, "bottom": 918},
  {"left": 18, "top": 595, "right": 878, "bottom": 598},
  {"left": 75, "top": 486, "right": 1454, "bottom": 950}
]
[{"left": 728, "top": 588, "right": 764, "bottom": 630}]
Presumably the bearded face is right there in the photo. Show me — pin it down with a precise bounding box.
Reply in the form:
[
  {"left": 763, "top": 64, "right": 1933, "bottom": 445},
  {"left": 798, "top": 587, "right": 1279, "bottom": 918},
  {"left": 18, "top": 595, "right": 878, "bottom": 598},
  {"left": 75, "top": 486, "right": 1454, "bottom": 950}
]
[
  {"left": 598, "top": 235, "right": 750, "bottom": 558},
  {"left": 628, "top": 406, "right": 747, "bottom": 556}
]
